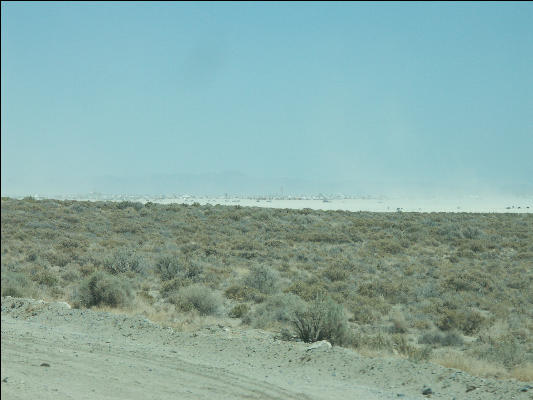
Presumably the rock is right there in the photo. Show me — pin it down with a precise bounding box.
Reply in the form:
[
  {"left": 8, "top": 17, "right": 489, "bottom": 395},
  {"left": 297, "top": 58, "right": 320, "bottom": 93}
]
[
  {"left": 40, "top": 363, "right": 50, "bottom": 367},
  {"left": 305, "top": 340, "right": 332, "bottom": 352},
  {"left": 2, "top": 377, "right": 8, "bottom": 383},
  {"left": 422, "top": 387, "right": 433, "bottom": 395},
  {"left": 520, "top": 385, "right": 532, "bottom": 392},
  {"left": 466, "top": 385, "right": 478, "bottom": 392},
  {"left": 56, "top": 301, "right": 71, "bottom": 309}
]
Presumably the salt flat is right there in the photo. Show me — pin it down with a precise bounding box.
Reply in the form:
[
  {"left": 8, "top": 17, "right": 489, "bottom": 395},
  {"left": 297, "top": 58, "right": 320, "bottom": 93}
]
[{"left": 149, "top": 196, "right": 532, "bottom": 213}]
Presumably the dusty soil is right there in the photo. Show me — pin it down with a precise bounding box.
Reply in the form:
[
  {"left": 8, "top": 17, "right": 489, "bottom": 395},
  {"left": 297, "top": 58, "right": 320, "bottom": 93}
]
[{"left": 1, "top": 297, "right": 531, "bottom": 400}]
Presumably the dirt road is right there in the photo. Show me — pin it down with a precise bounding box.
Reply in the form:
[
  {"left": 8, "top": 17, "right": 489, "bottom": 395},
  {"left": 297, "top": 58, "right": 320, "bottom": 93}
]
[{"left": 1, "top": 298, "right": 530, "bottom": 399}]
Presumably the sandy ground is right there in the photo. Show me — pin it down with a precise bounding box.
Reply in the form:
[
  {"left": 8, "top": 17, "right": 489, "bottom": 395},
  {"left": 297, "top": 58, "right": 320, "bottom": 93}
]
[{"left": 1, "top": 297, "right": 531, "bottom": 400}]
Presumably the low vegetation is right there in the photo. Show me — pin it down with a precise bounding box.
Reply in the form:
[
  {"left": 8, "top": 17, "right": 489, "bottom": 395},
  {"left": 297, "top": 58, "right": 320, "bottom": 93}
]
[{"left": 1, "top": 197, "right": 532, "bottom": 381}]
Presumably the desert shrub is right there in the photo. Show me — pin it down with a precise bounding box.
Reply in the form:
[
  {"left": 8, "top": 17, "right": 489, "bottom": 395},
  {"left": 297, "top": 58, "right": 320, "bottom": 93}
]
[
  {"left": 1, "top": 271, "right": 36, "bottom": 298},
  {"left": 43, "top": 249, "right": 70, "bottom": 268},
  {"left": 246, "top": 293, "right": 306, "bottom": 329},
  {"left": 418, "top": 331, "right": 464, "bottom": 347},
  {"left": 156, "top": 255, "right": 203, "bottom": 282},
  {"left": 353, "top": 332, "right": 394, "bottom": 350},
  {"left": 511, "top": 362, "right": 533, "bottom": 382},
  {"left": 474, "top": 335, "right": 531, "bottom": 368},
  {"left": 228, "top": 303, "right": 250, "bottom": 318},
  {"left": 373, "top": 239, "right": 403, "bottom": 255},
  {"left": 171, "top": 284, "right": 222, "bottom": 316},
  {"left": 441, "top": 271, "right": 494, "bottom": 293},
  {"left": 160, "top": 277, "right": 192, "bottom": 296},
  {"left": 224, "top": 284, "right": 266, "bottom": 303},
  {"left": 348, "top": 294, "right": 391, "bottom": 324},
  {"left": 243, "top": 265, "right": 280, "bottom": 294},
  {"left": 437, "top": 308, "right": 487, "bottom": 335},
  {"left": 462, "top": 226, "right": 481, "bottom": 239},
  {"left": 80, "top": 263, "right": 97, "bottom": 277},
  {"left": 291, "top": 295, "right": 350, "bottom": 345},
  {"left": 321, "top": 266, "right": 349, "bottom": 282},
  {"left": 104, "top": 248, "right": 146, "bottom": 275},
  {"left": 33, "top": 270, "right": 59, "bottom": 287},
  {"left": 357, "top": 280, "right": 410, "bottom": 303},
  {"left": 74, "top": 271, "right": 134, "bottom": 308},
  {"left": 115, "top": 201, "right": 143, "bottom": 211},
  {"left": 350, "top": 304, "right": 381, "bottom": 324},
  {"left": 392, "top": 334, "right": 433, "bottom": 362},
  {"left": 61, "top": 269, "right": 81, "bottom": 283},
  {"left": 389, "top": 310, "right": 409, "bottom": 333},
  {"left": 184, "top": 262, "right": 204, "bottom": 280},
  {"left": 26, "top": 251, "right": 39, "bottom": 262},
  {"left": 285, "top": 280, "right": 328, "bottom": 301},
  {"left": 156, "top": 255, "right": 183, "bottom": 281}
]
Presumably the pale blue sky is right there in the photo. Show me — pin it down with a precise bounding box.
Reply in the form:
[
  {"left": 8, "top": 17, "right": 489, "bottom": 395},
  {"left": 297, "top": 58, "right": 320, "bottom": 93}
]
[{"left": 2, "top": 2, "right": 532, "bottom": 195}]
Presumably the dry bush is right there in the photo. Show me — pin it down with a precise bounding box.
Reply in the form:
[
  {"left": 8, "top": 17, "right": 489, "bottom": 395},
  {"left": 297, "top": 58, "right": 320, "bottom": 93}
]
[
  {"left": 73, "top": 271, "right": 134, "bottom": 308},
  {"left": 246, "top": 293, "right": 306, "bottom": 329},
  {"left": 389, "top": 310, "right": 409, "bottom": 334},
  {"left": 228, "top": 303, "right": 250, "bottom": 319},
  {"left": 436, "top": 308, "right": 488, "bottom": 335},
  {"left": 1, "top": 271, "right": 38, "bottom": 298},
  {"left": 243, "top": 265, "right": 280, "bottom": 294},
  {"left": 418, "top": 331, "right": 464, "bottom": 347},
  {"left": 156, "top": 255, "right": 182, "bottom": 281},
  {"left": 510, "top": 362, "right": 533, "bottom": 382},
  {"left": 170, "top": 284, "right": 222, "bottom": 316},
  {"left": 224, "top": 284, "right": 266, "bottom": 303},
  {"left": 285, "top": 280, "right": 328, "bottom": 301},
  {"left": 392, "top": 334, "right": 433, "bottom": 362},
  {"left": 348, "top": 294, "right": 390, "bottom": 324},
  {"left": 432, "top": 349, "right": 509, "bottom": 380},
  {"left": 292, "top": 295, "right": 350, "bottom": 345},
  {"left": 321, "top": 266, "right": 350, "bottom": 282},
  {"left": 104, "top": 248, "right": 146, "bottom": 275},
  {"left": 473, "top": 335, "right": 530, "bottom": 369}
]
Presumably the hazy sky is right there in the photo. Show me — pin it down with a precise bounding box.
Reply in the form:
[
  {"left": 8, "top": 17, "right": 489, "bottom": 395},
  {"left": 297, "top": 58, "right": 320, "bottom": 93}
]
[{"left": 2, "top": 2, "right": 532, "bottom": 195}]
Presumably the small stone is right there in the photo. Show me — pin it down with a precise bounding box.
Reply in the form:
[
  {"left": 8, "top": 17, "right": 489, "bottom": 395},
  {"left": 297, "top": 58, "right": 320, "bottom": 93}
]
[
  {"left": 466, "top": 385, "right": 477, "bottom": 392},
  {"left": 397, "top": 394, "right": 405, "bottom": 398},
  {"left": 305, "top": 340, "right": 332, "bottom": 352},
  {"left": 40, "top": 363, "right": 50, "bottom": 367},
  {"left": 2, "top": 377, "right": 8, "bottom": 383},
  {"left": 422, "top": 387, "right": 433, "bottom": 395}
]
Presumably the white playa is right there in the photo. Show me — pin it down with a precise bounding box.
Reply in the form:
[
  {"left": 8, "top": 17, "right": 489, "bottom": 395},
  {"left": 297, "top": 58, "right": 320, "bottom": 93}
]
[
  {"left": 26, "top": 193, "right": 533, "bottom": 213},
  {"left": 149, "top": 196, "right": 532, "bottom": 213}
]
